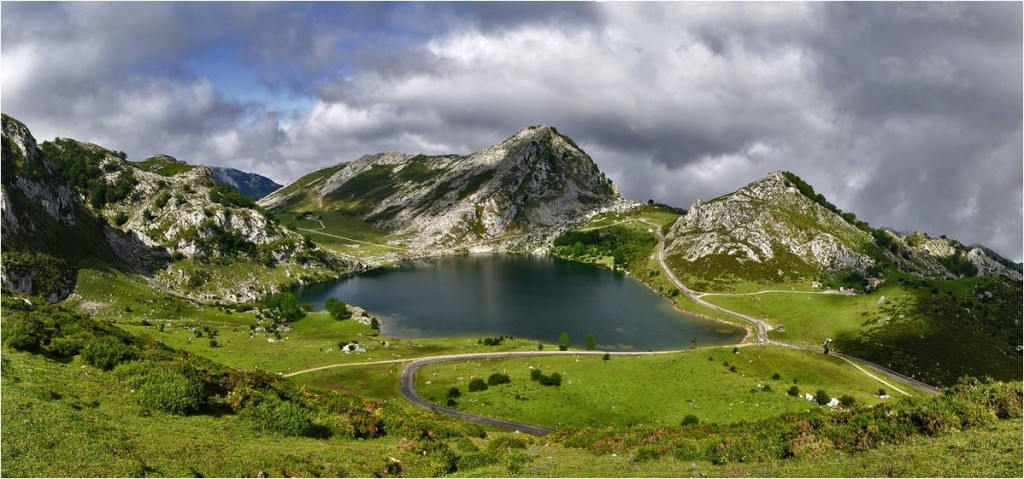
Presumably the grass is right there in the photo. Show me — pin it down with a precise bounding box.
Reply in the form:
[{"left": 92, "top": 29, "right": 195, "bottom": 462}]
[
  {"left": 275, "top": 210, "right": 409, "bottom": 258},
  {"left": 702, "top": 276, "right": 1022, "bottom": 386},
  {"left": 703, "top": 286, "right": 910, "bottom": 346},
  {"left": 414, "top": 345, "right": 922, "bottom": 430},
  {"left": 131, "top": 157, "right": 196, "bottom": 177},
  {"left": 452, "top": 418, "right": 1023, "bottom": 477}
]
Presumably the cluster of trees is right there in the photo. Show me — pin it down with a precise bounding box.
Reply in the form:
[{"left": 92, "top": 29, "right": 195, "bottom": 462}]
[{"left": 552, "top": 225, "right": 657, "bottom": 271}]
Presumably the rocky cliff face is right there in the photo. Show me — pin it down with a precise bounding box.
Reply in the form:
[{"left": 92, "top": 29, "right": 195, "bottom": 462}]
[
  {"left": 261, "top": 125, "right": 620, "bottom": 248},
  {"left": 664, "top": 171, "right": 1021, "bottom": 283},
  {"left": 665, "top": 172, "right": 875, "bottom": 281},
  {"left": 2, "top": 113, "right": 349, "bottom": 303}
]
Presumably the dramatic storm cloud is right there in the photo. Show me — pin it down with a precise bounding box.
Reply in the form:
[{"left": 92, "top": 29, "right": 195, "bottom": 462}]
[{"left": 2, "top": 2, "right": 1020, "bottom": 260}]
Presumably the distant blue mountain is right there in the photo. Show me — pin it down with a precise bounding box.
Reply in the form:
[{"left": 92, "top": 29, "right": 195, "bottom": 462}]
[{"left": 210, "top": 167, "right": 283, "bottom": 200}]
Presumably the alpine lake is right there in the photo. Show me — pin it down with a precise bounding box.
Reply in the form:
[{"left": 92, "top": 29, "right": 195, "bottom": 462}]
[{"left": 293, "top": 254, "right": 743, "bottom": 350}]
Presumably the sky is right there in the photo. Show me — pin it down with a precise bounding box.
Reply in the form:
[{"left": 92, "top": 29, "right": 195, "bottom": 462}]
[{"left": 2, "top": 2, "right": 1021, "bottom": 261}]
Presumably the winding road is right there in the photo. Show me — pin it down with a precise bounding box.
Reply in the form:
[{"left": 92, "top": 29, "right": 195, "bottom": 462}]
[{"left": 287, "top": 215, "right": 941, "bottom": 435}]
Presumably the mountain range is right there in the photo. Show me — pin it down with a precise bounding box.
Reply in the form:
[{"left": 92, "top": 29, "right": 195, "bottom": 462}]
[{"left": 1, "top": 113, "right": 1019, "bottom": 304}]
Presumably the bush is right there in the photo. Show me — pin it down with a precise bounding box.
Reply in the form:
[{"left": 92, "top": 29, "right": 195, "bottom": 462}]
[
  {"left": 446, "top": 398, "right": 458, "bottom": 407},
  {"left": 468, "top": 378, "right": 488, "bottom": 392},
  {"left": 771, "top": 372, "right": 781, "bottom": 380},
  {"left": 240, "top": 398, "right": 315, "bottom": 436},
  {"left": 447, "top": 387, "right": 462, "bottom": 398},
  {"left": 839, "top": 395, "right": 857, "bottom": 408},
  {"left": 878, "top": 388, "right": 887, "bottom": 396},
  {"left": 324, "top": 298, "right": 351, "bottom": 321},
  {"left": 539, "top": 372, "right": 562, "bottom": 387},
  {"left": 2, "top": 316, "right": 44, "bottom": 351},
  {"left": 137, "top": 368, "right": 206, "bottom": 415},
  {"left": 488, "top": 435, "right": 528, "bottom": 451},
  {"left": 487, "top": 373, "right": 511, "bottom": 386},
  {"left": 530, "top": 369, "right": 543, "bottom": 381},
  {"left": 815, "top": 390, "right": 831, "bottom": 406},
  {"left": 788, "top": 385, "right": 800, "bottom": 396},
  {"left": 680, "top": 414, "right": 700, "bottom": 426},
  {"left": 82, "top": 336, "right": 135, "bottom": 370},
  {"left": 46, "top": 336, "right": 82, "bottom": 357},
  {"left": 762, "top": 384, "right": 773, "bottom": 393}
]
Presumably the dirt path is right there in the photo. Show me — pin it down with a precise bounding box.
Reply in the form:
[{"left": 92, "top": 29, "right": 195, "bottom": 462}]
[
  {"left": 698, "top": 289, "right": 856, "bottom": 298},
  {"left": 297, "top": 227, "right": 407, "bottom": 251}
]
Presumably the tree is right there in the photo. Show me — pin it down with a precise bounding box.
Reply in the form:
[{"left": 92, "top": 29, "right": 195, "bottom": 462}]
[
  {"left": 537, "top": 343, "right": 544, "bottom": 351},
  {"left": 266, "top": 292, "right": 304, "bottom": 322},
  {"left": 558, "top": 332, "right": 570, "bottom": 351},
  {"left": 324, "top": 298, "right": 351, "bottom": 321},
  {"left": 584, "top": 334, "right": 596, "bottom": 351},
  {"left": 370, "top": 318, "right": 380, "bottom": 330}
]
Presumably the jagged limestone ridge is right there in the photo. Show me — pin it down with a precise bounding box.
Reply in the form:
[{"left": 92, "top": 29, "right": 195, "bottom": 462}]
[{"left": 261, "top": 125, "right": 619, "bottom": 248}]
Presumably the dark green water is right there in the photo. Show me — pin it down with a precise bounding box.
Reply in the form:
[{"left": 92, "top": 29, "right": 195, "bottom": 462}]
[{"left": 293, "top": 255, "right": 743, "bottom": 351}]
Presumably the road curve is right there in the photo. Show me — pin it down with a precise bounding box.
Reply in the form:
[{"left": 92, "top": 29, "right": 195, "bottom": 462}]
[
  {"left": 399, "top": 349, "right": 700, "bottom": 436},
  {"left": 639, "top": 218, "right": 940, "bottom": 396}
]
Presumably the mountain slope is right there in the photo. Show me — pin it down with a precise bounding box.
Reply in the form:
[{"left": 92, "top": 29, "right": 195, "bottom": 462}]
[
  {"left": 260, "top": 125, "right": 621, "bottom": 248},
  {"left": 664, "top": 171, "right": 1021, "bottom": 288},
  {"left": 1, "top": 114, "right": 349, "bottom": 302},
  {"left": 210, "top": 167, "right": 282, "bottom": 200},
  {"left": 1, "top": 114, "right": 139, "bottom": 301}
]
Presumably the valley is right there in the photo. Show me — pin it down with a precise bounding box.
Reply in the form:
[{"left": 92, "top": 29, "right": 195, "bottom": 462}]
[{"left": 1, "top": 114, "right": 1021, "bottom": 477}]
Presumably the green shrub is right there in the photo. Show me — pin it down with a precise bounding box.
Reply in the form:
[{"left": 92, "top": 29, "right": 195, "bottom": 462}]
[
  {"left": 468, "top": 378, "right": 488, "bottom": 392},
  {"left": 539, "top": 372, "right": 562, "bottom": 387},
  {"left": 82, "top": 336, "right": 135, "bottom": 370},
  {"left": 788, "top": 385, "right": 800, "bottom": 396},
  {"left": 488, "top": 435, "right": 527, "bottom": 451},
  {"left": 447, "top": 387, "right": 462, "bottom": 398},
  {"left": 46, "top": 336, "right": 82, "bottom": 357},
  {"left": 240, "top": 398, "right": 315, "bottom": 436},
  {"left": 681, "top": 414, "right": 700, "bottom": 426},
  {"left": 324, "top": 297, "right": 351, "bottom": 320},
  {"left": 138, "top": 368, "right": 206, "bottom": 415},
  {"left": 815, "top": 390, "right": 831, "bottom": 406},
  {"left": 457, "top": 450, "right": 499, "bottom": 471},
  {"left": 487, "top": 373, "right": 511, "bottom": 386},
  {"left": 839, "top": 395, "right": 857, "bottom": 408},
  {"left": 2, "top": 316, "right": 44, "bottom": 351}
]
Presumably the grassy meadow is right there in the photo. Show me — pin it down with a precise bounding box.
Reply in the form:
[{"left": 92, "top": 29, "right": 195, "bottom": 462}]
[{"left": 414, "top": 345, "right": 920, "bottom": 430}]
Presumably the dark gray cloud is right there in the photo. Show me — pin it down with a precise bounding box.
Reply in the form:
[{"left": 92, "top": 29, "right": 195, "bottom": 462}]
[{"left": 2, "top": 2, "right": 1020, "bottom": 260}]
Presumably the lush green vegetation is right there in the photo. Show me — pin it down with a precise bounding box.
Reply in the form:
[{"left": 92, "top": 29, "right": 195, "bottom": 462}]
[
  {"left": 706, "top": 276, "right": 1022, "bottom": 386},
  {"left": 39, "top": 138, "right": 138, "bottom": 208},
  {"left": 131, "top": 156, "right": 197, "bottom": 177},
  {"left": 209, "top": 183, "right": 258, "bottom": 209},
  {"left": 550, "top": 378, "right": 1021, "bottom": 469},
  {"left": 415, "top": 346, "right": 922, "bottom": 430}
]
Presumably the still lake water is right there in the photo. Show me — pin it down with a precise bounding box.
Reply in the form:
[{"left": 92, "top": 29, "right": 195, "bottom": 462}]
[{"left": 293, "top": 255, "right": 743, "bottom": 351}]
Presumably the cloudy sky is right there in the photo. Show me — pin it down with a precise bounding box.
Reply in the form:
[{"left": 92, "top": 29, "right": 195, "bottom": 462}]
[{"left": 2, "top": 2, "right": 1021, "bottom": 260}]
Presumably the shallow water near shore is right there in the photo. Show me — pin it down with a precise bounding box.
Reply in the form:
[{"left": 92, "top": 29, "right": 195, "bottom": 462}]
[{"left": 293, "top": 254, "right": 743, "bottom": 350}]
